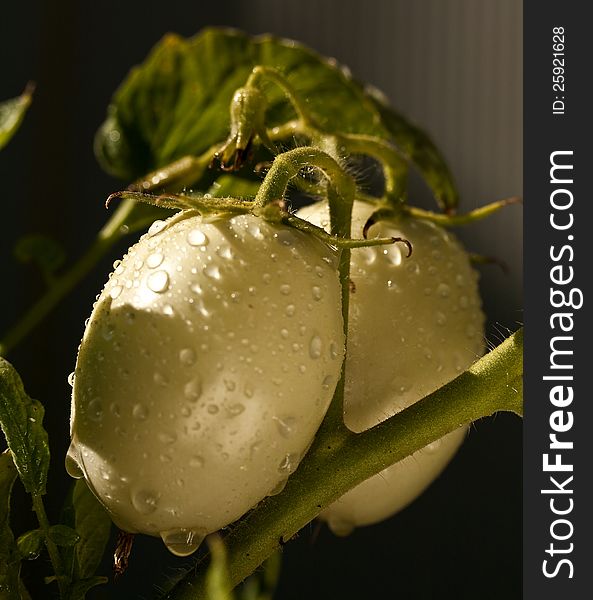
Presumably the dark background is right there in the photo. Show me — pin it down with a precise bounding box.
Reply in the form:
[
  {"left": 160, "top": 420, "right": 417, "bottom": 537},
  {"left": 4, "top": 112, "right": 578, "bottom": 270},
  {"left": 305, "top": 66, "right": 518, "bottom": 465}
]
[{"left": 1, "top": 1, "right": 522, "bottom": 598}]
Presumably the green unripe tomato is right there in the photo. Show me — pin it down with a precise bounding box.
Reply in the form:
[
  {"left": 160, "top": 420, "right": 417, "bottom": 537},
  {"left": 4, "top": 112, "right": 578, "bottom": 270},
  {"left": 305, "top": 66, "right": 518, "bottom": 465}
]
[
  {"left": 297, "top": 200, "right": 485, "bottom": 535},
  {"left": 67, "top": 211, "right": 345, "bottom": 555}
]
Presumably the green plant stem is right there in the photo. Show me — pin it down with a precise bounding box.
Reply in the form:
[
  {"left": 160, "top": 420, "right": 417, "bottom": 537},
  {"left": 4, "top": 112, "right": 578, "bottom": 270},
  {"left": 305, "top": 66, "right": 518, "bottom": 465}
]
[
  {"left": 32, "top": 495, "right": 68, "bottom": 598},
  {"left": 339, "top": 133, "right": 408, "bottom": 203},
  {"left": 0, "top": 199, "right": 135, "bottom": 356},
  {"left": 246, "top": 66, "right": 312, "bottom": 126},
  {"left": 167, "top": 329, "right": 522, "bottom": 600},
  {"left": 0, "top": 123, "right": 335, "bottom": 357},
  {"left": 405, "top": 196, "right": 522, "bottom": 227}
]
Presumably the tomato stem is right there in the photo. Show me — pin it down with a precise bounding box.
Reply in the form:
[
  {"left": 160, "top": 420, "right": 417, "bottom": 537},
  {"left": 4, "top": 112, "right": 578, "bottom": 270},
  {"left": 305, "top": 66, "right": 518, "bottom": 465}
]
[
  {"left": 164, "top": 329, "right": 523, "bottom": 600},
  {"left": 32, "top": 494, "right": 69, "bottom": 598},
  {"left": 404, "top": 196, "right": 522, "bottom": 227},
  {"left": 246, "top": 66, "right": 313, "bottom": 127}
]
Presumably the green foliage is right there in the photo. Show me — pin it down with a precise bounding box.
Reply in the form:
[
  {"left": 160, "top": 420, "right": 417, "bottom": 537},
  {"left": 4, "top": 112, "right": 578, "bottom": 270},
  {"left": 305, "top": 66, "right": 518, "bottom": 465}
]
[
  {"left": 48, "top": 525, "right": 80, "bottom": 547},
  {"left": 13, "top": 235, "right": 66, "bottom": 285},
  {"left": 96, "top": 29, "right": 385, "bottom": 179},
  {"left": 0, "top": 451, "right": 23, "bottom": 599},
  {"left": 61, "top": 480, "right": 111, "bottom": 581},
  {"left": 0, "top": 85, "right": 33, "bottom": 151},
  {"left": 66, "top": 576, "right": 108, "bottom": 600},
  {"left": 16, "top": 529, "right": 43, "bottom": 560},
  {"left": 209, "top": 175, "right": 261, "bottom": 199},
  {"left": 95, "top": 28, "right": 457, "bottom": 211},
  {"left": 370, "top": 96, "right": 459, "bottom": 211},
  {"left": 0, "top": 25, "right": 521, "bottom": 600},
  {"left": 0, "top": 359, "right": 49, "bottom": 498}
]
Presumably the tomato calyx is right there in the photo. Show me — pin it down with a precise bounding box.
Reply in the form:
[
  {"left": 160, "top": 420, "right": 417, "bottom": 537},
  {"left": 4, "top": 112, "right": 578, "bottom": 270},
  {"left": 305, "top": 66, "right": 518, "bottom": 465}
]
[{"left": 107, "top": 145, "right": 406, "bottom": 256}]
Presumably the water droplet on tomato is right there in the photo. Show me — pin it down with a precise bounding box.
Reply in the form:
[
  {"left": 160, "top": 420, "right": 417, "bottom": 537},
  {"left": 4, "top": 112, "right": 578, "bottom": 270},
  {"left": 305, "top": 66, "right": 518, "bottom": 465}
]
[
  {"left": 65, "top": 443, "right": 84, "bottom": 479},
  {"left": 435, "top": 312, "right": 447, "bottom": 326},
  {"left": 187, "top": 229, "right": 208, "bottom": 246},
  {"left": 161, "top": 528, "right": 205, "bottom": 557},
  {"left": 158, "top": 431, "right": 177, "bottom": 445},
  {"left": 309, "top": 335, "right": 323, "bottom": 359},
  {"left": 360, "top": 247, "right": 376, "bottom": 265},
  {"left": 227, "top": 403, "right": 245, "bottom": 417},
  {"left": 277, "top": 453, "right": 298, "bottom": 474},
  {"left": 101, "top": 323, "right": 114, "bottom": 341},
  {"left": 148, "top": 220, "right": 166, "bottom": 237},
  {"left": 216, "top": 245, "right": 233, "bottom": 259},
  {"left": 184, "top": 378, "right": 202, "bottom": 402},
  {"left": 204, "top": 265, "right": 221, "bottom": 280},
  {"left": 179, "top": 348, "right": 196, "bottom": 366},
  {"left": 146, "top": 253, "right": 164, "bottom": 269},
  {"left": 273, "top": 416, "right": 297, "bottom": 438},
  {"left": 87, "top": 398, "right": 103, "bottom": 422},
  {"left": 147, "top": 270, "right": 170, "bottom": 293},
  {"left": 268, "top": 478, "right": 288, "bottom": 496},
  {"left": 132, "top": 490, "right": 159, "bottom": 514},
  {"left": 131, "top": 403, "right": 148, "bottom": 421},
  {"left": 190, "top": 455, "right": 204, "bottom": 468},
  {"left": 153, "top": 372, "right": 169, "bottom": 387}
]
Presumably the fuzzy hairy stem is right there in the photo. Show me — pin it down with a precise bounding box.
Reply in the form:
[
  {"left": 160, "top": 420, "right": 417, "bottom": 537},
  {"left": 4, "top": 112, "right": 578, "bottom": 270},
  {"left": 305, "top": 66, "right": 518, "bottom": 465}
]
[
  {"left": 32, "top": 495, "right": 69, "bottom": 598},
  {"left": 166, "top": 329, "right": 523, "bottom": 600},
  {"left": 405, "top": 196, "right": 522, "bottom": 227}
]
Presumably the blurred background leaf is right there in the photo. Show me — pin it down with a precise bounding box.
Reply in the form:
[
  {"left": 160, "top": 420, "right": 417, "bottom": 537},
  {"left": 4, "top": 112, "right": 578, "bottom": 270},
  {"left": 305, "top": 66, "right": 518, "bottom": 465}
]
[{"left": 0, "top": 84, "right": 34, "bottom": 151}]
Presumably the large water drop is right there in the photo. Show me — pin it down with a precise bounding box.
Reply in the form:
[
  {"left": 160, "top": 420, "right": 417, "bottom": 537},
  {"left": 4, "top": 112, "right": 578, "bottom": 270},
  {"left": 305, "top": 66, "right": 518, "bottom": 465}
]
[
  {"left": 131, "top": 490, "right": 159, "bottom": 514},
  {"left": 65, "top": 443, "right": 84, "bottom": 479},
  {"left": 309, "top": 336, "right": 323, "bottom": 359},
  {"left": 184, "top": 378, "right": 202, "bottom": 402},
  {"left": 147, "top": 270, "right": 170, "bottom": 293},
  {"left": 187, "top": 229, "right": 209, "bottom": 247}
]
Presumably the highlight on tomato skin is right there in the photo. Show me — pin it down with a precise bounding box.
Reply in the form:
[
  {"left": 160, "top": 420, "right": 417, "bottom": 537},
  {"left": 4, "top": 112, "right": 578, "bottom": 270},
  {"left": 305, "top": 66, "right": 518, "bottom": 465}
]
[
  {"left": 297, "top": 199, "right": 485, "bottom": 535},
  {"left": 66, "top": 211, "right": 346, "bottom": 556}
]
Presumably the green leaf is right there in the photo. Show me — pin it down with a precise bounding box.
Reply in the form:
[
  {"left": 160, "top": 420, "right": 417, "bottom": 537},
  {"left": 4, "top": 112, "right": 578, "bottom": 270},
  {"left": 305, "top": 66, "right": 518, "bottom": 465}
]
[
  {"left": 96, "top": 28, "right": 459, "bottom": 214},
  {"left": 206, "top": 535, "right": 234, "bottom": 600},
  {"left": 70, "top": 480, "right": 111, "bottom": 580},
  {"left": 0, "top": 84, "right": 33, "bottom": 151},
  {"left": 0, "top": 358, "right": 50, "bottom": 497},
  {"left": 0, "top": 451, "right": 22, "bottom": 599},
  {"left": 95, "top": 28, "right": 389, "bottom": 180},
  {"left": 16, "top": 529, "right": 43, "bottom": 560},
  {"left": 48, "top": 524, "right": 79, "bottom": 547},
  {"left": 209, "top": 175, "right": 261, "bottom": 199},
  {"left": 369, "top": 95, "right": 459, "bottom": 212},
  {"left": 13, "top": 234, "right": 66, "bottom": 285},
  {"left": 67, "top": 576, "right": 108, "bottom": 600}
]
